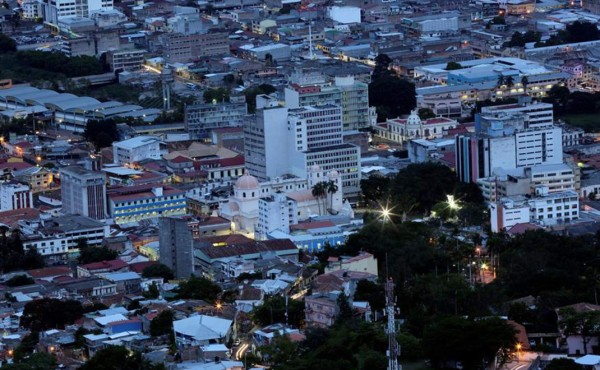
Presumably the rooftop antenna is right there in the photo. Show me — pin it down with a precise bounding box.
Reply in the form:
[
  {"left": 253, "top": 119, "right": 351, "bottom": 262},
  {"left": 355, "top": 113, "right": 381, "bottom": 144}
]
[{"left": 385, "top": 253, "right": 400, "bottom": 370}]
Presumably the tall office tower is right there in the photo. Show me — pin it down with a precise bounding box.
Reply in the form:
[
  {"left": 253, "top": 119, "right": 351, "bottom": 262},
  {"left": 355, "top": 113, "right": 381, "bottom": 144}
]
[
  {"left": 159, "top": 217, "right": 194, "bottom": 279},
  {"left": 185, "top": 101, "right": 248, "bottom": 140},
  {"left": 244, "top": 96, "right": 361, "bottom": 198},
  {"left": 41, "top": 0, "right": 114, "bottom": 26},
  {"left": 285, "top": 69, "right": 370, "bottom": 131},
  {"left": 60, "top": 166, "right": 106, "bottom": 220},
  {"left": 0, "top": 181, "right": 33, "bottom": 211},
  {"left": 456, "top": 112, "right": 563, "bottom": 183}
]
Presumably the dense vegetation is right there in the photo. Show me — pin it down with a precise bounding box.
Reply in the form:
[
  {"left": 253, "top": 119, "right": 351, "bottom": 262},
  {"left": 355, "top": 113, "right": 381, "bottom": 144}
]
[
  {"left": 369, "top": 54, "right": 416, "bottom": 121},
  {"left": 20, "top": 298, "right": 84, "bottom": 331},
  {"left": 0, "top": 229, "right": 44, "bottom": 273}
]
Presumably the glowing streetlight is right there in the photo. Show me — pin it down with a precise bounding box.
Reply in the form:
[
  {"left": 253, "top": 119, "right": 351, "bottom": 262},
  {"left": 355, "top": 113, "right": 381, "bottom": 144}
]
[
  {"left": 381, "top": 207, "right": 391, "bottom": 222},
  {"left": 516, "top": 343, "right": 522, "bottom": 361},
  {"left": 215, "top": 302, "right": 223, "bottom": 310},
  {"left": 446, "top": 195, "right": 460, "bottom": 210}
]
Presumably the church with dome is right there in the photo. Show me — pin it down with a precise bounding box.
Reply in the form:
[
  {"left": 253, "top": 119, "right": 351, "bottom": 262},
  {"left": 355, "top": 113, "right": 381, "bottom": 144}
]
[
  {"left": 219, "top": 166, "right": 352, "bottom": 238},
  {"left": 374, "top": 109, "right": 458, "bottom": 144}
]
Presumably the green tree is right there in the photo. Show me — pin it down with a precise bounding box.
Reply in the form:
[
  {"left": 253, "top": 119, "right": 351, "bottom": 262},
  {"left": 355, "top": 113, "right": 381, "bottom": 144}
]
[
  {"left": 505, "top": 75, "right": 515, "bottom": 88},
  {"left": 4, "top": 352, "right": 57, "bottom": 369},
  {"left": 311, "top": 181, "right": 327, "bottom": 215},
  {"left": 372, "top": 53, "right": 393, "bottom": 80},
  {"left": 150, "top": 310, "right": 174, "bottom": 337},
  {"left": 84, "top": 119, "right": 119, "bottom": 150},
  {"left": 542, "top": 85, "right": 570, "bottom": 115},
  {"left": 12, "top": 331, "right": 40, "bottom": 363},
  {"left": 77, "top": 240, "right": 119, "bottom": 264},
  {"left": 360, "top": 175, "right": 391, "bottom": 205},
  {"left": 497, "top": 75, "right": 505, "bottom": 87},
  {"left": 252, "top": 295, "right": 305, "bottom": 327},
  {"left": 354, "top": 280, "right": 385, "bottom": 312},
  {"left": 558, "top": 307, "right": 600, "bottom": 355},
  {"left": 5, "top": 275, "right": 35, "bottom": 287},
  {"left": 0, "top": 33, "right": 16, "bottom": 52},
  {"left": 176, "top": 275, "right": 221, "bottom": 302},
  {"left": 144, "top": 282, "right": 160, "bottom": 299},
  {"left": 422, "top": 317, "right": 516, "bottom": 370},
  {"left": 393, "top": 162, "right": 457, "bottom": 213},
  {"left": 418, "top": 108, "right": 436, "bottom": 120},
  {"left": 335, "top": 292, "right": 353, "bottom": 325},
  {"left": 369, "top": 74, "right": 416, "bottom": 121},
  {"left": 326, "top": 180, "right": 339, "bottom": 212},
  {"left": 142, "top": 263, "right": 174, "bottom": 282},
  {"left": 521, "top": 75, "right": 529, "bottom": 94},
  {"left": 20, "top": 298, "right": 84, "bottom": 331},
  {"left": 203, "top": 88, "right": 230, "bottom": 104},
  {"left": 445, "top": 61, "right": 463, "bottom": 70},
  {"left": 259, "top": 331, "right": 299, "bottom": 367},
  {"left": 244, "top": 84, "right": 277, "bottom": 113},
  {"left": 566, "top": 21, "right": 600, "bottom": 43},
  {"left": 79, "top": 346, "right": 166, "bottom": 370}
]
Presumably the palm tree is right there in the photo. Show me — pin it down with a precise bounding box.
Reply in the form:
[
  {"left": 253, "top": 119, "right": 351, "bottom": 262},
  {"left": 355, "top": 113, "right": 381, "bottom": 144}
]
[
  {"left": 497, "top": 75, "right": 505, "bottom": 87},
  {"left": 311, "top": 182, "right": 326, "bottom": 215},
  {"left": 505, "top": 75, "right": 514, "bottom": 88},
  {"left": 326, "top": 180, "right": 339, "bottom": 214},
  {"left": 520, "top": 75, "right": 529, "bottom": 94}
]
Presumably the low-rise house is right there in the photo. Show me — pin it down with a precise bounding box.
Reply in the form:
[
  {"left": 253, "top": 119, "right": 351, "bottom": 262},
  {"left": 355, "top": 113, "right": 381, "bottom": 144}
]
[
  {"left": 173, "top": 315, "right": 233, "bottom": 347},
  {"left": 325, "top": 252, "right": 378, "bottom": 276},
  {"left": 305, "top": 292, "right": 340, "bottom": 328},
  {"left": 77, "top": 259, "right": 129, "bottom": 277},
  {"left": 99, "top": 272, "right": 142, "bottom": 294}
]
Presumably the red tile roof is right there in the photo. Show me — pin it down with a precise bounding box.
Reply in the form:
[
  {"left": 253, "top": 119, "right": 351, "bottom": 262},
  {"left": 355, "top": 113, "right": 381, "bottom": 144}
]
[
  {"left": 27, "top": 266, "right": 72, "bottom": 279},
  {"left": 80, "top": 259, "right": 128, "bottom": 271},
  {"left": 0, "top": 162, "right": 34, "bottom": 171},
  {"left": 170, "top": 155, "right": 192, "bottom": 164},
  {"left": 129, "top": 261, "right": 158, "bottom": 273},
  {"left": 506, "top": 223, "right": 542, "bottom": 236},
  {"left": 0, "top": 208, "right": 40, "bottom": 229}
]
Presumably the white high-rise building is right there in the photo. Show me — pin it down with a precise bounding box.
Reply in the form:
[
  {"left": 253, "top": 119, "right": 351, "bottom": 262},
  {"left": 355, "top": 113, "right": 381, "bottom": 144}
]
[
  {"left": 285, "top": 70, "right": 371, "bottom": 130},
  {"left": 60, "top": 166, "right": 106, "bottom": 220},
  {"left": 41, "top": 0, "right": 114, "bottom": 26},
  {"left": 112, "top": 136, "right": 162, "bottom": 165},
  {"left": 0, "top": 181, "right": 33, "bottom": 211},
  {"left": 244, "top": 98, "right": 361, "bottom": 198}
]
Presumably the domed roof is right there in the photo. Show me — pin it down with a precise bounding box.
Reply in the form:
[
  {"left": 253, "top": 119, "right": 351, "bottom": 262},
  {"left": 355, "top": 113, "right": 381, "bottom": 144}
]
[
  {"left": 235, "top": 172, "right": 260, "bottom": 190},
  {"left": 407, "top": 109, "right": 422, "bottom": 126},
  {"left": 308, "top": 164, "right": 321, "bottom": 173},
  {"left": 328, "top": 170, "right": 339, "bottom": 178}
]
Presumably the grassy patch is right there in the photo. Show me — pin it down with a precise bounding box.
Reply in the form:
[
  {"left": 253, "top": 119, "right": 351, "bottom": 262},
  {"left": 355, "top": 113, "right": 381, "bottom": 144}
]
[{"left": 560, "top": 114, "right": 600, "bottom": 132}]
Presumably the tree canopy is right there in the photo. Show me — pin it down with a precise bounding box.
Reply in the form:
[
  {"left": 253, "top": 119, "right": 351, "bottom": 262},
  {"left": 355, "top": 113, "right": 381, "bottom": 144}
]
[
  {"left": 422, "top": 317, "right": 516, "bottom": 370},
  {"left": 142, "top": 263, "right": 174, "bottom": 282},
  {"left": 79, "top": 346, "right": 166, "bottom": 370},
  {"left": 0, "top": 33, "right": 16, "bottom": 53},
  {"left": 0, "top": 230, "right": 44, "bottom": 273},
  {"left": 77, "top": 240, "right": 119, "bottom": 265},
  {"left": 84, "top": 119, "right": 119, "bottom": 150},
  {"left": 252, "top": 295, "right": 305, "bottom": 328},
  {"left": 176, "top": 275, "right": 221, "bottom": 302},
  {"left": 369, "top": 53, "right": 416, "bottom": 121},
  {"left": 150, "top": 310, "right": 174, "bottom": 337},
  {"left": 20, "top": 298, "right": 84, "bottom": 331}
]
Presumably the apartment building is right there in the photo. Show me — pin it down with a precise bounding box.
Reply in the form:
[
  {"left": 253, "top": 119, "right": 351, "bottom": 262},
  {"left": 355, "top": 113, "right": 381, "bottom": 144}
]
[
  {"left": 160, "top": 31, "right": 229, "bottom": 63},
  {"left": 107, "top": 184, "right": 186, "bottom": 224},
  {"left": 60, "top": 166, "right": 106, "bottom": 220},
  {"left": 185, "top": 101, "right": 248, "bottom": 140}
]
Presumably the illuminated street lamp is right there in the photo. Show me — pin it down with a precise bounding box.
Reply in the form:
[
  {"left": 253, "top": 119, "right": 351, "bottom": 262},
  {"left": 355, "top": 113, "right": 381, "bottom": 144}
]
[
  {"left": 381, "top": 207, "right": 391, "bottom": 222},
  {"left": 516, "top": 343, "right": 522, "bottom": 362},
  {"left": 446, "top": 195, "right": 461, "bottom": 210}
]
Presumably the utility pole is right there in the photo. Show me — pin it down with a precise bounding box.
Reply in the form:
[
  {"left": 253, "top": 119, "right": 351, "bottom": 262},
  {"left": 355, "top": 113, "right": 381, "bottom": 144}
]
[{"left": 385, "top": 277, "right": 401, "bottom": 370}]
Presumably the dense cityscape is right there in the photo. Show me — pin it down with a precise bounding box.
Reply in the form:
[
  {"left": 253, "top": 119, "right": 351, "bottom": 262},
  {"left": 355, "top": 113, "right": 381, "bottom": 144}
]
[{"left": 2, "top": 0, "right": 600, "bottom": 369}]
